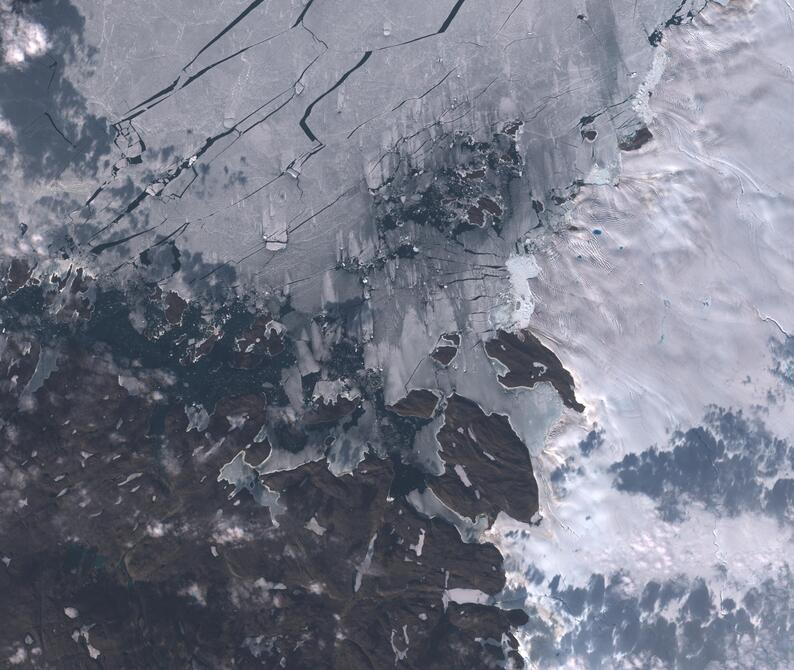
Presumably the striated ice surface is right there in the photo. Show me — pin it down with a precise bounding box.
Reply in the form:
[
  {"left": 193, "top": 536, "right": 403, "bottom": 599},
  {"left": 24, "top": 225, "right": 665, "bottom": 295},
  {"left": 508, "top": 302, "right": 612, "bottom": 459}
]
[{"left": 1, "top": 0, "right": 792, "bottom": 666}]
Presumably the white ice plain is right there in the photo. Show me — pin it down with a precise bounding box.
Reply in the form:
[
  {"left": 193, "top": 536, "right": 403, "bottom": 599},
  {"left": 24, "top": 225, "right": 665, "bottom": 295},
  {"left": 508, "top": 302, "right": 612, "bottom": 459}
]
[{"left": 490, "top": 1, "right": 794, "bottom": 666}]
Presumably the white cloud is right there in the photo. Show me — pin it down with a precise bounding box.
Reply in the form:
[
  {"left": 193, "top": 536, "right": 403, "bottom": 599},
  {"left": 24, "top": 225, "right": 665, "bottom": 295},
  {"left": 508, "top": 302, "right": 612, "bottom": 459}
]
[
  {"left": 0, "top": 114, "right": 13, "bottom": 137},
  {"left": 212, "top": 523, "right": 251, "bottom": 545},
  {"left": 1, "top": 2, "right": 50, "bottom": 66}
]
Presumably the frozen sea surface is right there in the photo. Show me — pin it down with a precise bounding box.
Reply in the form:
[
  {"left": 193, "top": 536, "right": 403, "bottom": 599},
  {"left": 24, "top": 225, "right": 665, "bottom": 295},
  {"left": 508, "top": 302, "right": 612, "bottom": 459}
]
[{"left": 0, "top": 0, "right": 792, "bottom": 667}]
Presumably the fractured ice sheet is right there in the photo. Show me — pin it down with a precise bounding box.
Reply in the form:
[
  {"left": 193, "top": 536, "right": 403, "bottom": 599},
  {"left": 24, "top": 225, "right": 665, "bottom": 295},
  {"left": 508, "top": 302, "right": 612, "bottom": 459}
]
[{"left": 1, "top": 0, "right": 793, "bottom": 667}]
